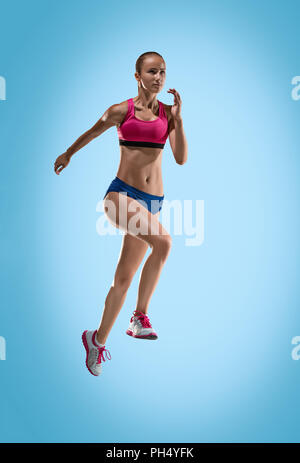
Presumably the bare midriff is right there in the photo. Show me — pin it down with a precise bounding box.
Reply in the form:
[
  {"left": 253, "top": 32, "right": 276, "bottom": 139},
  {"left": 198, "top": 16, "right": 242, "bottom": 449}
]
[{"left": 116, "top": 145, "right": 164, "bottom": 196}]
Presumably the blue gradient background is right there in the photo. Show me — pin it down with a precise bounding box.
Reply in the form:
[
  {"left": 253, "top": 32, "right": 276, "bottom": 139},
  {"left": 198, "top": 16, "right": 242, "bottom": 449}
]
[{"left": 1, "top": 0, "right": 300, "bottom": 443}]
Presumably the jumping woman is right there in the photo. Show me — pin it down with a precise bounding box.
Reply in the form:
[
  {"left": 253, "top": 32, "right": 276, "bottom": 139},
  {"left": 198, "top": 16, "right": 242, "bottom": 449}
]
[{"left": 53, "top": 51, "right": 188, "bottom": 376}]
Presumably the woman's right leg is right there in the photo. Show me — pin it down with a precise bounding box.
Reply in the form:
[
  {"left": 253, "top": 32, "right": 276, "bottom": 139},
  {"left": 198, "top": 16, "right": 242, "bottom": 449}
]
[{"left": 97, "top": 192, "right": 172, "bottom": 344}]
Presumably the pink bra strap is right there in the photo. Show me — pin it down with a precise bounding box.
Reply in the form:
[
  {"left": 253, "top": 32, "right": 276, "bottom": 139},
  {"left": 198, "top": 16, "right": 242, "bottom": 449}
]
[
  {"left": 159, "top": 100, "right": 167, "bottom": 120},
  {"left": 158, "top": 100, "right": 162, "bottom": 118},
  {"left": 128, "top": 98, "right": 134, "bottom": 115}
]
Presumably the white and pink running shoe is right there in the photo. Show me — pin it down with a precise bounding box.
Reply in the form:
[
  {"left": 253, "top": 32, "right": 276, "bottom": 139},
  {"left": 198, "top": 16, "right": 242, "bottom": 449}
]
[
  {"left": 126, "top": 310, "right": 158, "bottom": 340},
  {"left": 81, "top": 330, "right": 111, "bottom": 376}
]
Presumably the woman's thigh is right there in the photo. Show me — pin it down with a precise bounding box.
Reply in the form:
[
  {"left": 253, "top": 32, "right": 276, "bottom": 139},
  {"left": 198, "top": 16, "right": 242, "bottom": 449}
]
[
  {"left": 103, "top": 191, "right": 171, "bottom": 249},
  {"left": 113, "top": 232, "right": 149, "bottom": 285}
]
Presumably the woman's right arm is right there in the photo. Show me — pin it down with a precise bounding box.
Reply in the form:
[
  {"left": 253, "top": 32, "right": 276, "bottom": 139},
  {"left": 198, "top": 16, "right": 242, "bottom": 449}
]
[{"left": 54, "top": 103, "right": 122, "bottom": 175}]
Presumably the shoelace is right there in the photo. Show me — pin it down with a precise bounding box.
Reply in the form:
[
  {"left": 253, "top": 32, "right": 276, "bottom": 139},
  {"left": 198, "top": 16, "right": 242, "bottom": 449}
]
[
  {"left": 96, "top": 347, "right": 112, "bottom": 364},
  {"left": 131, "top": 311, "right": 152, "bottom": 328}
]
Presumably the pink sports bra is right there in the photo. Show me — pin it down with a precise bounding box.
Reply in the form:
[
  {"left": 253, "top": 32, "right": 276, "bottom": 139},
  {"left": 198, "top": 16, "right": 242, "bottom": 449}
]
[{"left": 117, "top": 98, "right": 169, "bottom": 149}]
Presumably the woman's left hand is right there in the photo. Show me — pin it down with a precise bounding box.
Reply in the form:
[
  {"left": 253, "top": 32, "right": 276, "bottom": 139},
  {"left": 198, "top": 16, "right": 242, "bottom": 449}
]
[{"left": 167, "top": 88, "right": 182, "bottom": 120}]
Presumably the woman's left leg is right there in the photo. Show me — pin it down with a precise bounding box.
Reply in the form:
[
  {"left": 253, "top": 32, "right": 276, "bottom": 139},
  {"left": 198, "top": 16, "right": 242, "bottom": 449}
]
[{"left": 96, "top": 231, "right": 149, "bottom": 344}]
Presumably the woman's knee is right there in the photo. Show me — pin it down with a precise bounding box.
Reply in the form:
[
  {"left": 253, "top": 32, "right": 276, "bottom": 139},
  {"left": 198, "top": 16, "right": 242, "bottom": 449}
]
[
  {"left": 151, "top": 234, "right": 172, "bottom": 258},
  {"left": 112, "top": 272, "right": 134, "bottom": 292}
]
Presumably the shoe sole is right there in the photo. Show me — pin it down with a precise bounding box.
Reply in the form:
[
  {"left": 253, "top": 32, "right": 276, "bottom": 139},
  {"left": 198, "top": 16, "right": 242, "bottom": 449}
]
[
  {"left": 126, "top": 329, "right": 158, "bottom": 340},
  {"left": 81, "top": 330, "right": 100, "bottom": 376}
]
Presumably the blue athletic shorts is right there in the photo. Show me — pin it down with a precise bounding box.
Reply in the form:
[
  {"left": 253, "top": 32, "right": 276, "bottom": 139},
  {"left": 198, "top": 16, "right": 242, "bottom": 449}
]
[{"left": 103, "top": 176, "right": 164, "bottom": 215}]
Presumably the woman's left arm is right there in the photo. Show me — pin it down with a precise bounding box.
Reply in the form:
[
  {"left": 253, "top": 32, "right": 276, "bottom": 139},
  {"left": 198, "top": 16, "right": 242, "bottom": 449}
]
[{"left": 167, "top": 88, "right": 188, "bottom": 165}]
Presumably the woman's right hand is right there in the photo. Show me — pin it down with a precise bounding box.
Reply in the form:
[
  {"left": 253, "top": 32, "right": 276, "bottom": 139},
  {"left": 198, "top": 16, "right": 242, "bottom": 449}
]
[{"left": 54, "top": 152, "right": 71, "bottom": 175}]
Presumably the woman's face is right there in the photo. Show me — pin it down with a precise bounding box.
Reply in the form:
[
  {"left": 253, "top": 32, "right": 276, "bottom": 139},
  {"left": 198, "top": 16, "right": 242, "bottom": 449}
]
[{"left": 136, "top": 57, "right": 166, "bottom": 93}]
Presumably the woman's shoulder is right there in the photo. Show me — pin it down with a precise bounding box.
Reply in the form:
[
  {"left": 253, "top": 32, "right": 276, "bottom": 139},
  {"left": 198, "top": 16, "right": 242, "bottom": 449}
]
[
  {"left": 106, "top": 99, "right": 130, "bottom": 127},
  {"left": 115, "top": 99, "right": 130, "bottom": 116}
]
